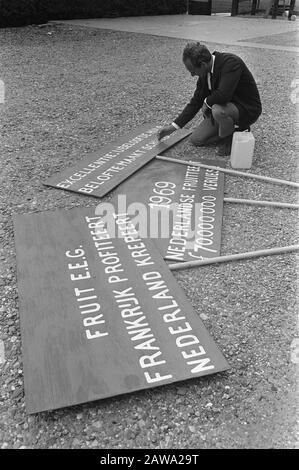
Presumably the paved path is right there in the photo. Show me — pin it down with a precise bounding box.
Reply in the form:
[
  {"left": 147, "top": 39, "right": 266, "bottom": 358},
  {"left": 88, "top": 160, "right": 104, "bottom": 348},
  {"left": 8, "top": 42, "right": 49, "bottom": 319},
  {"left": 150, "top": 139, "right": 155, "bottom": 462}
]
[{"left": 54, "top": 14, "right": 299, "bottom": 52}]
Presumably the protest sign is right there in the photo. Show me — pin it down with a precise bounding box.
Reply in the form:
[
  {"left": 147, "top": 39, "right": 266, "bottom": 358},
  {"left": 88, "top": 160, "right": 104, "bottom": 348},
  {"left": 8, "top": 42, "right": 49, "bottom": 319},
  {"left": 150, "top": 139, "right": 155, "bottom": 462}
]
[
  {"left": 106, "top": 158, "right": 225, "bottom": 262},
  {"left": 44, "top": 124, "right": 191, "bottom": 197},
  {"left": 14, "top": 207, "right": 229, "bottom": 413}
]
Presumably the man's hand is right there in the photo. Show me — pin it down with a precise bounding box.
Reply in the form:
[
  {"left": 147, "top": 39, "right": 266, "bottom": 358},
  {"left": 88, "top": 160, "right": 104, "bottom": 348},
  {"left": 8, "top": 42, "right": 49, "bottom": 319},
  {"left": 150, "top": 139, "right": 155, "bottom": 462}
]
[{"left": 157, "top": 124, "right": 176, "bottom": 141}]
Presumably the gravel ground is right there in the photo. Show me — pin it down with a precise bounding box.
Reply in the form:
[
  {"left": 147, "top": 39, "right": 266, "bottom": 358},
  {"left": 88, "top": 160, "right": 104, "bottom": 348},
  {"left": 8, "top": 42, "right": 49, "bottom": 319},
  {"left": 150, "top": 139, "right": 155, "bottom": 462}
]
[{"left": 0, "top": 23, "right": 298, "bottom": 449}]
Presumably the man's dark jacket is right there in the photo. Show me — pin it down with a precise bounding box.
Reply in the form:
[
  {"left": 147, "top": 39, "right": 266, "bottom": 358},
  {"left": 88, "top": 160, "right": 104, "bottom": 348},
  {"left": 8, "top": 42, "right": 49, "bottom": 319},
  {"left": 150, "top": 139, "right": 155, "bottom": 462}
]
[{"left": 174, "top": 51, "right": 262, "bottom": 129}]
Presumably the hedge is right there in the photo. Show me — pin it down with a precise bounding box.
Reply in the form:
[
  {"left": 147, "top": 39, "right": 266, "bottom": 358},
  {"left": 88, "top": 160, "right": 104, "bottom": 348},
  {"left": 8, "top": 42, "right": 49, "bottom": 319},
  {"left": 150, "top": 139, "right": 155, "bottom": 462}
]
[{"left": 0, "top": 0, "right": 187, "bottom": 27}]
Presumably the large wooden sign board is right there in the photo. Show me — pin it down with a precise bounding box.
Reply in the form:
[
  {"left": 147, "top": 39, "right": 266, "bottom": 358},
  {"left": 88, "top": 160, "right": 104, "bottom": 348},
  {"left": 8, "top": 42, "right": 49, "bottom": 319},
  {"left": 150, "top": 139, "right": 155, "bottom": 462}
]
[
  {"left": 44, "top": 124, "right": 191, "bottom": 198},
  {"left": 105, "top": 158, "right": 225, "bottom": 262},
  {"left": 14, "top": 207, "right": 229, "bottom": 414}
]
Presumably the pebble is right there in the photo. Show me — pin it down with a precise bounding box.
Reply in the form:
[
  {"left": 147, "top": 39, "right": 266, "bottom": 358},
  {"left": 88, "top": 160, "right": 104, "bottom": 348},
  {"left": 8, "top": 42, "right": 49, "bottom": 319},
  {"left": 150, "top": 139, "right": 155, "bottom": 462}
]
[
  {"left": 13, "top": 440, "right": 23, "bottom": 449},
  {"left": 126, "top": 439, "right": 135, "bottom": 447},
  {"left": 90, "top": 439, "right": 99, "bottom": 447},
  {"left": 200, "top": 313, "right": 209, "bottom": 321},
  {"left": 177, "top": 387, "right": 187, "bottom": 396},
  {"left": 124, "top": 428, "right": 136, "bottom": 440},
  {"left": 91, "top": 420, "right": 103, "bottom": 430},
  {"left": 290, "top": 338, "right": 299, "bottom": 364},
  {"left": 11, "top": 386, "right": 23, "bottom": 400},
  {"left": 72, "top": 438, "right": 81, "bottom": 447},
  {"left": 0, "top": 340, "right": 5, "bottom": 364}
]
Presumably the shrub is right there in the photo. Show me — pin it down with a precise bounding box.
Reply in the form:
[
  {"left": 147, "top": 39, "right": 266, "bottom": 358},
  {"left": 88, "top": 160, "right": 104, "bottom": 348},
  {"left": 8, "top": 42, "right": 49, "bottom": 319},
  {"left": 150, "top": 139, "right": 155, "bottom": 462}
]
[
  {"left": 0, "top": 0, "right": 187, "bottom": 27},
  {"left": 0, "top": 0, "right": 47, "bottom": 27}
]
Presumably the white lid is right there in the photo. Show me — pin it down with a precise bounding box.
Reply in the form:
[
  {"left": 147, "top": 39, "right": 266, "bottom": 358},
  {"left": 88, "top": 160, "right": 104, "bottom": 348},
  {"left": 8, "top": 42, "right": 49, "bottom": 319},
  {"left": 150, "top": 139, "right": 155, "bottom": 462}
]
[{"left": 233, "top": 132, "right": 254, "bottom": 142}]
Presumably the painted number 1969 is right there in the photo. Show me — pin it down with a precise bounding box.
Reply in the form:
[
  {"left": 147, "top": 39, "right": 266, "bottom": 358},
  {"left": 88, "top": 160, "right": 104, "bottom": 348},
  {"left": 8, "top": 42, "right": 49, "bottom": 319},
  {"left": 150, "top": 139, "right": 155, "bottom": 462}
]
[{"left": 148, "top": 181, "right": 176, "bottom": 209}]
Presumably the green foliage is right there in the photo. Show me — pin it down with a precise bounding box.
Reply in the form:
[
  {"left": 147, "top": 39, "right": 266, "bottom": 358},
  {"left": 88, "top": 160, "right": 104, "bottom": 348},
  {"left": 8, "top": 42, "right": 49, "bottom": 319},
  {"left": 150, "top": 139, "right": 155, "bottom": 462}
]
[
  {"left": 0, "top": 0, "right": 187, "bottom": 27},
  {"left": 0, "top": 0, "right": 46, "bottom": 26}
]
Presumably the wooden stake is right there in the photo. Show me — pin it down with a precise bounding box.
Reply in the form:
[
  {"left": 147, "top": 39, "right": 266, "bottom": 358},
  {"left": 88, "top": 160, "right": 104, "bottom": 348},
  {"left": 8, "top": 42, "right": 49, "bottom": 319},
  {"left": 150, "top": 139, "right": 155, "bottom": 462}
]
[
  {"left": 224, "top": 197, "right": 299, "bottom": 209},
  {"left": 156, "top": 155, "right": 299, "bottom": 189},
  {"left": 168, "top": 245, "right": 299, "bottom": 271}
]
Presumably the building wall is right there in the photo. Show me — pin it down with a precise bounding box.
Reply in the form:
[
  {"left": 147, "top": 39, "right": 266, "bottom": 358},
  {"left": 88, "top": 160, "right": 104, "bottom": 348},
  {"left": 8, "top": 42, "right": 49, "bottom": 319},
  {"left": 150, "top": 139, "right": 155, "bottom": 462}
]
[{"left": 211, "top": 0, "right": 297, "bottom": 14}]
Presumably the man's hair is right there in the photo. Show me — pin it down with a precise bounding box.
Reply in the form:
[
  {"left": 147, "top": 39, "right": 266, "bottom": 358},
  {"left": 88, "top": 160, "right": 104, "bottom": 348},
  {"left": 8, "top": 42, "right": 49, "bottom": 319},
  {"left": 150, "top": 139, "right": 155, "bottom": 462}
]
[{"left": 182, "top": 42, "right": 212, "bottom": 67}]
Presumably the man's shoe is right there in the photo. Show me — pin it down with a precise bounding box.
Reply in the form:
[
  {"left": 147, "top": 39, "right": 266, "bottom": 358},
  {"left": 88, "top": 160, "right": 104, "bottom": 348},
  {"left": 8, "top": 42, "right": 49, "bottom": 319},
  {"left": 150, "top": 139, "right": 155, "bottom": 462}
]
[{"left": 216, "top": 136, "right": 232, "bottom": 156}]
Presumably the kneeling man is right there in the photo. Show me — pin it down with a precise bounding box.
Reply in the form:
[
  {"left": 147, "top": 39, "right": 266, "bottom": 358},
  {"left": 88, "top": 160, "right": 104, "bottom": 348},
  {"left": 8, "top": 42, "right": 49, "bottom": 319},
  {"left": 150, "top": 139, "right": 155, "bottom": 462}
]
[{"left": 158, "top": 42, "right": 262, "bottom": 155}]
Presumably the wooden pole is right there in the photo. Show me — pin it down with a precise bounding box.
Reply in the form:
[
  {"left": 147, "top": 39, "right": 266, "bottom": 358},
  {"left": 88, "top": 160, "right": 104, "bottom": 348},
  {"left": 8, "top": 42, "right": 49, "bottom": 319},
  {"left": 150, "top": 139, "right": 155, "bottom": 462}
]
[
  {"left": 231, "top": 0, "right": 239, "bottom": 16},
  {"left": 272, "top": 0, "right": 279, "bottom": 18},
  {"left": 251, "top": 0, "right": 258, "bottom": 15},
  {"left": 168, "top": 245, "right": 299, "bottom": 271},
  {"left": 224, "top": 197, "right": 299, "bottom": 209},
  {"left": 156, "top": 155, "right": 299, "bottom": 189},
  {"left": 288, "top": 0, "right": 296, "bottom": 18}
]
